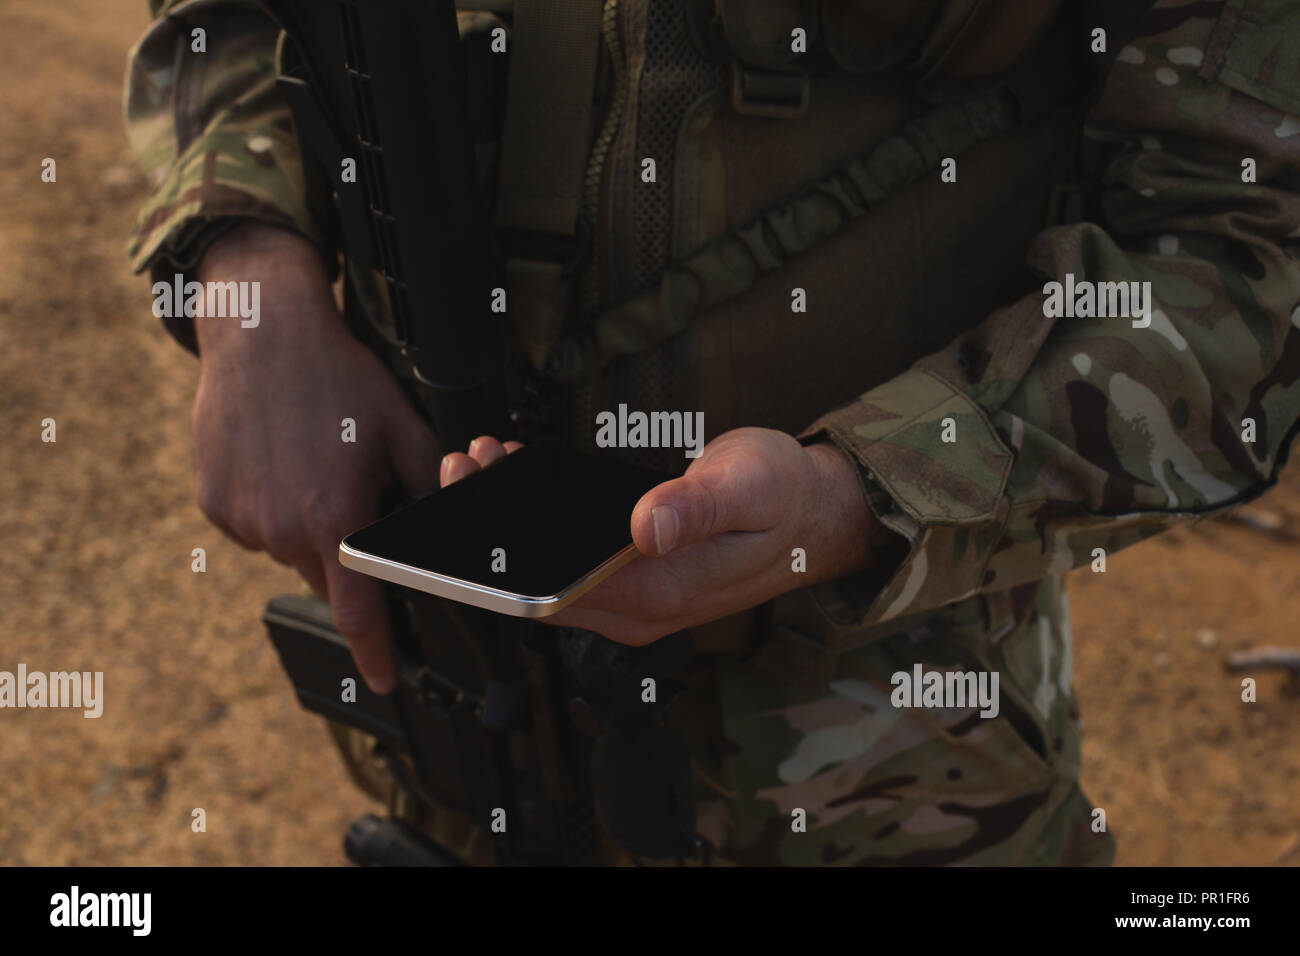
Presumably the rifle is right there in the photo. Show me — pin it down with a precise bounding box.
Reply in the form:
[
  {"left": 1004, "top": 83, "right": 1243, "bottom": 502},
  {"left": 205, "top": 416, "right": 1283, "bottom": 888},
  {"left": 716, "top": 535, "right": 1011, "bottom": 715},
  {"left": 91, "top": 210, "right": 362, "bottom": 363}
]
[
  {"left": 266, "top": 0, "right": 510, "bottom": 451},
  {"left": 263, "top": 593, "right": 597, "bottom": 866},
  {"left": 258, "top": 0, "right": 699, "bottom": 865}
]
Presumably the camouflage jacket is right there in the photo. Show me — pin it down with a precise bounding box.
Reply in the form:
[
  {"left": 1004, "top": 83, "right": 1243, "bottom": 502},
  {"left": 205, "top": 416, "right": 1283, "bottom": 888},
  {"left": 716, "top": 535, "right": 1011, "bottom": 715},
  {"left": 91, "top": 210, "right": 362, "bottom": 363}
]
[{"left": 125, "top": 1, "right": 1300, "bottom": 865}]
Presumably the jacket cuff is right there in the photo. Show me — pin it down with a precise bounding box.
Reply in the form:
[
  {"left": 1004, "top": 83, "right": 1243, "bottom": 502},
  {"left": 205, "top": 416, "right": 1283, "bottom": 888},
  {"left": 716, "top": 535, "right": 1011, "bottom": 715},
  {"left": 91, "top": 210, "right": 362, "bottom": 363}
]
[
  {"left": 126, "top": 121, "right": 326, "bottom": 270},
  {"left": 796, "top": 366, "right": 1015, "bottom": 628},
  {"left": 126, "top": 132, "right": 331, "bottom": 355},
  {"left": 143, "top": 216, "right": 246, "bottom": 356}
]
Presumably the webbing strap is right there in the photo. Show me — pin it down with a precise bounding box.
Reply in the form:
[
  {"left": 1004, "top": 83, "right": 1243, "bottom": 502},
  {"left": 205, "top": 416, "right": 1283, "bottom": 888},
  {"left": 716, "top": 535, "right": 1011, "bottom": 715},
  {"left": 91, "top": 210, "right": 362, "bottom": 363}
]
[
  {"left": 494, "top": 0, "right": 605, "bottom": 236},
  {"left": 538, "top": 86, "right": 1023, "bottom": 383},
  {"left": 532, "top": 5, "right": 1084, "bottom": 386},
  {"left": 507, "top": 258, "right": 569, "bottom": 371}
]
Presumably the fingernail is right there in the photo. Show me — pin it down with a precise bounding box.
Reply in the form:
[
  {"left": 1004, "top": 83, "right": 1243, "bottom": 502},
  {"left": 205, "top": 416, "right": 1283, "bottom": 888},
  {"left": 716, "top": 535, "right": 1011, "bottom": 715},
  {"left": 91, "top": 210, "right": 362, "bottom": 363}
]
[{"left": 652, "top": 505, "right": 679, "bottom": 556}]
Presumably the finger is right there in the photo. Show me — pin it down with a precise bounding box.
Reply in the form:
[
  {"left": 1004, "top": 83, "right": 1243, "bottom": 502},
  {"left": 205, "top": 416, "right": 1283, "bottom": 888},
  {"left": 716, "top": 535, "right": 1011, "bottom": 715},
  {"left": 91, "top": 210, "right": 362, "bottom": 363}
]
[
  {"left": 467, "top": 435, "right": 508, "bottom": 469},
  {"left": 544, "top": 605, "right": 664, "bottom": 647},
  {"left": 630, "top": 467, "right": 771, "bottom": 557},
  {"left": 503, "top": 441, "right": 524, "bottom": 454},
  {"left": 440, "top": 452, "right": 480, "bottom": 487},
  {"left": 322, "top": 557, "right": 397, "bottom": 693},
  {"left": 265, "top": 533, "right": 329, "bottom": 596},
  {"left": 194, "top": 482, "right": 262, "bottom": 552},
  {"left": 213, "top": 518, "right": 263, "bottom": 553},
  {"left": 386, "top": 409, "right": 440, "bottom": 499},
  {"left": 554, "top": 532, "right": 789, "bottom": 639},
  {"left": 289, "top": 550, "right": 329, "bottom": 600}
]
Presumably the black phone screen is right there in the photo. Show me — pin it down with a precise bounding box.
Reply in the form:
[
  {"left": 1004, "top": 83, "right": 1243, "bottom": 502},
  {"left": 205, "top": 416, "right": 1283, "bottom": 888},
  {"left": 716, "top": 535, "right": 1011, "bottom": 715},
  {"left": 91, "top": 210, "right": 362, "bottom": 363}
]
[{"left": 342, "top": 444, "right": 673, "bottom": 599}]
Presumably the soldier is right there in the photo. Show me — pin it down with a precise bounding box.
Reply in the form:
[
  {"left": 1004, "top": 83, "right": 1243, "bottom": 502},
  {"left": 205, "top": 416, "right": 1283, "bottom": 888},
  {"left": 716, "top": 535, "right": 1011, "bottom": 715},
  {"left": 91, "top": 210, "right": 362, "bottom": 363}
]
[{"left": 124, "top": 0, "right": 1300, "bottom": 865}]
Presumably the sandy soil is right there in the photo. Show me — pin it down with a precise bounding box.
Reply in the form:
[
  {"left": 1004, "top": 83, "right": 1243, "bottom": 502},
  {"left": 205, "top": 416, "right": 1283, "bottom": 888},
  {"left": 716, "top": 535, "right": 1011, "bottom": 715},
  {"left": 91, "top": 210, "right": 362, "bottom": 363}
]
[{"left": 0, "top": 0, "right": 1296, "bottom": 866}]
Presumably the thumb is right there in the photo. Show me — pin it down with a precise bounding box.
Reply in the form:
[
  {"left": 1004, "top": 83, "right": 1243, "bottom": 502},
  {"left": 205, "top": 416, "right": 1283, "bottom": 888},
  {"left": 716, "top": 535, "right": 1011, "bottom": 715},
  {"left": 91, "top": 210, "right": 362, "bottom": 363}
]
[{"left": 630, "top": 461, "right": 767, "bottom": 557}]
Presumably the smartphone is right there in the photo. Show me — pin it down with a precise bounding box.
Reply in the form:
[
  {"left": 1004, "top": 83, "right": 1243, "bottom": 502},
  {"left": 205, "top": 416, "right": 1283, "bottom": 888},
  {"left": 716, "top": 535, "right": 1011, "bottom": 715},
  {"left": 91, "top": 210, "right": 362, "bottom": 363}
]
[{"left": 338, "top": 444, "right": 673, "bottom": 617}]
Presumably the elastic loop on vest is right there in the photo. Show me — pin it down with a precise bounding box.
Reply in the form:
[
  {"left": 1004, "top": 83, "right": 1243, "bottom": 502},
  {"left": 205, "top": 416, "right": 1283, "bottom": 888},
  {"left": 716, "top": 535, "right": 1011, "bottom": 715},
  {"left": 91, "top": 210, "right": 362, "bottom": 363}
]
[{"left": 540, "top": 87, "right": 1020, "bottom": 383}]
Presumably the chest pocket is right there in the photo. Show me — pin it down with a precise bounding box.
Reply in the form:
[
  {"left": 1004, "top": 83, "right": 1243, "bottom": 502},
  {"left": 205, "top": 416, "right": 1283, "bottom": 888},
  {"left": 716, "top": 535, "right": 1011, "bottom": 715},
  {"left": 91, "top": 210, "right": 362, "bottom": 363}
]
[
  {"left": 1201, "top": 0, "right": 1300, "bottom": 116},
  {"left": 715, "top": 0, "right": 1063, "bottom": 92}
]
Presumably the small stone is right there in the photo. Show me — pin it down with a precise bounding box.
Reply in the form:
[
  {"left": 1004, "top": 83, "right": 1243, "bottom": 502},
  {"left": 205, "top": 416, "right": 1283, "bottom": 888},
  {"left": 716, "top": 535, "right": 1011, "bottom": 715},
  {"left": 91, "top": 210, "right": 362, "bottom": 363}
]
[
  {"left": 1232, "top": 508, "right": 1285, "bottom": 532},
  {"left": 90, "top": 765, "right": 120, "bottom": 802},
  {"left": 1196, "top": 628, "right": 1219, "bottom": 650},
  {"left": 102, "top": 165, "right": 135, "bottom": 188}
]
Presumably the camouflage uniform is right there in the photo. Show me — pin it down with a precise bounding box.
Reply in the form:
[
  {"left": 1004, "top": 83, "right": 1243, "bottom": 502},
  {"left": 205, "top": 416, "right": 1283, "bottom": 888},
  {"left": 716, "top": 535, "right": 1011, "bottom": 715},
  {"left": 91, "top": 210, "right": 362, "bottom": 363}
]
[{"left": 125, "top": 0, "right": 1300, "bottom": 864}]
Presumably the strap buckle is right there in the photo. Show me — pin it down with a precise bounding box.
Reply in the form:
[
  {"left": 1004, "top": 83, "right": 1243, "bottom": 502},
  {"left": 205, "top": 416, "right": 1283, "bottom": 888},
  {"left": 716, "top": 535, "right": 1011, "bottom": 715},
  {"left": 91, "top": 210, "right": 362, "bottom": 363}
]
[
  {"left": 1046, "top": 182, "right": 1098, "bottom": 227},
  {"left": 493, "top": 217, "right": 593, "bottom": 279},
  {"left": 730, "top": 62, "right": 810, "bottom": 119}
]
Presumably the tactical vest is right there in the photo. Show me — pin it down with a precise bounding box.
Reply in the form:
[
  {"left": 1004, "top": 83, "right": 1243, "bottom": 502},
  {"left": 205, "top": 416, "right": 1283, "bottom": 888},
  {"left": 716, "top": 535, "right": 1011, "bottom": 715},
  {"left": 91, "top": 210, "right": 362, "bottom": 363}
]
[{"left": 259, "top": 0, "right": 1095, "bottom": 864}]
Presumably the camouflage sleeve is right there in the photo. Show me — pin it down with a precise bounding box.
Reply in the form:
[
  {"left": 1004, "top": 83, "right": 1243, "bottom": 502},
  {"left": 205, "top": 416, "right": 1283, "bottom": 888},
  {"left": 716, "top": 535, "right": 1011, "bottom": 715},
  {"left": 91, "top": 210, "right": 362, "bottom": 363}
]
[
  {"left": 124, "top": 0, "right": 326, "bottom": 346},
  {"left": 800, "top": 0, "right": 1300, "bottom": 626}
]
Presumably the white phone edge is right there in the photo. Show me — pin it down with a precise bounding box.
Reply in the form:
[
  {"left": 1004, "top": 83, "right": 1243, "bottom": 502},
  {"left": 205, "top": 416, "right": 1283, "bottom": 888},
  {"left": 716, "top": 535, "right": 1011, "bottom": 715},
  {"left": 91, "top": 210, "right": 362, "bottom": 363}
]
[{"left": 337, "top": 539, "right": 641, "bottom": 618}]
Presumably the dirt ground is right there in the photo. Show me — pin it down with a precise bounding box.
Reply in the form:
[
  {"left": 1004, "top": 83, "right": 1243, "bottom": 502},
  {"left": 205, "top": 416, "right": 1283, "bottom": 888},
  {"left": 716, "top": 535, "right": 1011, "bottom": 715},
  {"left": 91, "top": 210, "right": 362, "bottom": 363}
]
[{"left": 0, "top": 0, "right": 1296, "bottom": 867}]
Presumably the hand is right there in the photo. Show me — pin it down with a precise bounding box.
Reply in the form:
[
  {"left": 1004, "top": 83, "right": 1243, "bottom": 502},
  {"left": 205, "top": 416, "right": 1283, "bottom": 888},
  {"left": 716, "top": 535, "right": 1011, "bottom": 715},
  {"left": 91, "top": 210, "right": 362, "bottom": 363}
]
[
  {"left": 191, "top": 222, "right": 438, "bottom": 692},
  {"left": 440, "top": 428, "right": 880, "bottom": 645}
]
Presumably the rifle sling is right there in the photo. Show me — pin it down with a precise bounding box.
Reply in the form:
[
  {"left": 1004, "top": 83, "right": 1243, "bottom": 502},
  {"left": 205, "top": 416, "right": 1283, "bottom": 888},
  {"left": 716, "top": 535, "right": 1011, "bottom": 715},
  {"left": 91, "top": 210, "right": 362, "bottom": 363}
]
[{"left": 529, "top": 15, "right": 1081, "bottom": 383}]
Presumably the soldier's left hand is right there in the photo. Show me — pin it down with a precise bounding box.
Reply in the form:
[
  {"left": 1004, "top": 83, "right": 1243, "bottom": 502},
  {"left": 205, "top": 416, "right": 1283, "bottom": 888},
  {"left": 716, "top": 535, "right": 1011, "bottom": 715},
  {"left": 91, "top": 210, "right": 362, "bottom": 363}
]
[{"left": 440, "top": 428, "right": 883, "bottom": 645}]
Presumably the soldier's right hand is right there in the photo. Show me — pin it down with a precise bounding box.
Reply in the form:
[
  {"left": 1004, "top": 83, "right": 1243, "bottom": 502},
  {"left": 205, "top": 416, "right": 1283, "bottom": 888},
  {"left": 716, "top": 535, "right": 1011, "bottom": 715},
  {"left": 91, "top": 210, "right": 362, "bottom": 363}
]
[{"left": 189, "top": 222, "right": 439, "bottom": 693}]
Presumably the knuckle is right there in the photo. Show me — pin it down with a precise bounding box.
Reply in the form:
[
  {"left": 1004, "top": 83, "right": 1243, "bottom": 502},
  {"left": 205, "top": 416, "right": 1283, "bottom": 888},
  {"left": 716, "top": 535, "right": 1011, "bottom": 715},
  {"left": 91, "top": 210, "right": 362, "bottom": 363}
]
[
  {"left": 648, "top": 561, "right": 691, "bottom": 613},
  {"left": 684, "top": 476, "right": 720, "bottom": 538},
  {"left": 259, "top": 514, "right": 303, "bottom": 560},
  {"left": 303, "top": 495, "right": 359, "bottom": 551},
  {"left": 194, "top": 479, "right": 235, "bottom": 530},
  {"left": 332, "top": 604, "right": 380, "bottom": 642}
]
